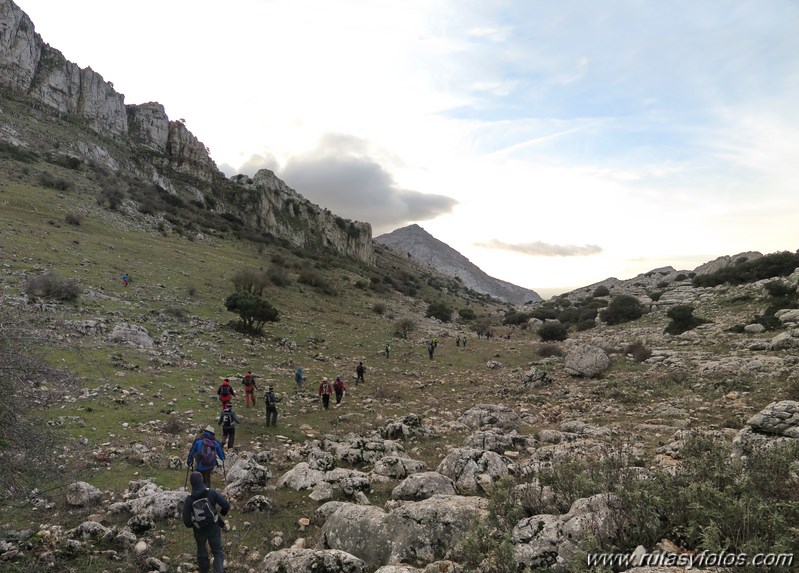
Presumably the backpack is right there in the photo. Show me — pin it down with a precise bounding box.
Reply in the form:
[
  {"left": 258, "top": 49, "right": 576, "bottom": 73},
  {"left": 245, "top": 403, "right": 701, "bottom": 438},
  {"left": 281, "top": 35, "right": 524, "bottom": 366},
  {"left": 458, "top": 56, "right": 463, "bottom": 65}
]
[
  {"left": 191, "top": 493, "right": 218, "bottom": 529},
  {"left": 221, "top": 411, "right": 233, "bottom": 427},
  {"left": 243, "top": 375, "right": 254, "bottom": 388},
  {"left": 197, "top": 437, "right": 217, "bottom": 467},
  {"left": 265, "top": 391, "right": 275, "bottom": 406},
  {"left": 219, "top": 384, "right": 231, "bottom": 397},
  {"left": 321, "top": 382, "right": 330, "bottom": 394}
]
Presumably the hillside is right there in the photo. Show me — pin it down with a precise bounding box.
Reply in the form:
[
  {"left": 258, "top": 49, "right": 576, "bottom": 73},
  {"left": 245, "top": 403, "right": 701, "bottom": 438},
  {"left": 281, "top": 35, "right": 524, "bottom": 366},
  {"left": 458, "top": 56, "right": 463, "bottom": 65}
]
[{"left": 376, "top": 224, "right": 542, "bottom": 305}]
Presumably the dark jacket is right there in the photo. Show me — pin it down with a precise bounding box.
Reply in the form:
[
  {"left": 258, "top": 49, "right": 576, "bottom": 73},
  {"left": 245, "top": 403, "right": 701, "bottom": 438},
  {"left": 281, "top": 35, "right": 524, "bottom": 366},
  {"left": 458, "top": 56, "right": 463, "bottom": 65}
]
[
  {"left": 182, "top": 485, "right": 230, "bottom": 529},
  {"left": 217, "top": 409, "right": 241, "bottom": 429},
  {"left": 186, "top": 432, "right": 225, "bottom": 470}
]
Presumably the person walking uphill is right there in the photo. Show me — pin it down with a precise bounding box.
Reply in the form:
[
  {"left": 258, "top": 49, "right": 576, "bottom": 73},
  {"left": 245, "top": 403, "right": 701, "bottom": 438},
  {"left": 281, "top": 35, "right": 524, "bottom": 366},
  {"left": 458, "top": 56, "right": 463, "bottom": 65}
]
[
  {"left": 295, "top": 367, "right": 304, "bottom": 390},
  {"left": 241, "top": 371, "right": 258, "bottom": 408},
  {"left": 356, "top": 361, "right": 365, "bottom": 385},
  {"left": 186, "top": 426, "right": 225, "bottom": 488},
  {"left": 264, "top": 386, "right": 279, "bottom": 427},
  {"left": 217, "top": 378, "right": 235, "bottom": 410},
  {"left": 183, "top": 471, "right": 230, "bottom": 573},
  {"left": 217, "top": 404, "right": 240, "bottom": 449},
  {"left": 333, "top": 375, "right": 346, "bottom": 405},
  {"left": 318, "top": 377, "right": 332, "bottom": 410}
]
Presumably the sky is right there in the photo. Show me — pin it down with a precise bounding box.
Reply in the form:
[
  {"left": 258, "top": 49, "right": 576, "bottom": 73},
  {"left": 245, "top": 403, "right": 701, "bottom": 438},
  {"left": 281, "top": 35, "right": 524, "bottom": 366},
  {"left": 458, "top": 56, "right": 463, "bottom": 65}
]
[{"left": 14, "top": 0, "right": 799, "bottom": 299}]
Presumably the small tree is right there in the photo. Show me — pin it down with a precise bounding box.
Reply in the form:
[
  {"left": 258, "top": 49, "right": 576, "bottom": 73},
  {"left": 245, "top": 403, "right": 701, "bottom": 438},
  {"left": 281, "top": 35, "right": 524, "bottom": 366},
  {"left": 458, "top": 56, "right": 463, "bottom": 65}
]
[
  {"left": 458, "top": 307, "right": 476, "bottom": 321},
  {"left": 224, "top": 291, "right": 279, "bottom": 334},
  {"left": 593, "top": 285, "right": 610, "bottom": 297},
  {"left": 394, "top": 318, "right": 416, "bottom": 339},
  {"left": 426, "top": 301, "right": 453, "bottom": 322}
]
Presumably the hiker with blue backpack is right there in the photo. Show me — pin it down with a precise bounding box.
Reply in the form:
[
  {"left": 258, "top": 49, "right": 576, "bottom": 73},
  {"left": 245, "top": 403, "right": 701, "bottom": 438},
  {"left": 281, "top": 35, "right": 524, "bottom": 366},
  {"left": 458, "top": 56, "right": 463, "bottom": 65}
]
[
  {"left": 183, "top": 470, "right": 230, "bottom": 573},
  {"left": 186, "top": 426, "right": 225, "bottom": 488}
]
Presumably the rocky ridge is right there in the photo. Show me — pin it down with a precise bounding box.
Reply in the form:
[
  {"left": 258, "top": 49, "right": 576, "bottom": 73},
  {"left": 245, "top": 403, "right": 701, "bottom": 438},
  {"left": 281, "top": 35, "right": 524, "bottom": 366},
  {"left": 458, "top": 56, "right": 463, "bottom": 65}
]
[{"left": 0, "top": 0, "right": 373, "bottom": 263}]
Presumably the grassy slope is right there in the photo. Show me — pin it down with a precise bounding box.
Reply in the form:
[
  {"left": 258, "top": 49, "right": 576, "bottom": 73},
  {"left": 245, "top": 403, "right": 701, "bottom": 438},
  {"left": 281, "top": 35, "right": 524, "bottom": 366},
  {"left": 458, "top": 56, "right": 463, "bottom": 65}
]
[{"left": 0, "top": 149, "right": 793, "bottom": 571}]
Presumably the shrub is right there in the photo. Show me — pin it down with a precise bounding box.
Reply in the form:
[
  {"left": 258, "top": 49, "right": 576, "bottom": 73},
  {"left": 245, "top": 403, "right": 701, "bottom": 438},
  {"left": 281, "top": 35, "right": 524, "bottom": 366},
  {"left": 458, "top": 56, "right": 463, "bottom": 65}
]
[
  {"left": 600, "top": 294, "right": 643, "bottom": 325},
  {"left": 763, "top": 280, "right": 796, "bottom": 298},
  {"left": 25, "top": 272, "right": 81, "bottom": 301},
  {"left": 267, "top": 266, "right": 291, "bottom": 287},
  {"left": 503, "top": 310, "right": 531, "bottom": 325},
  {"left": 665, "top": 304, "right": 709, "bottom": 335},
  {"left": 538, "top": 321, "right": 568, "bottom": 342},
  {"left": 372, "top": 302, "right": 387, "bottom": 315},
  {"left": 38, "top": 171, "right": 71, "bottom": 191},
  {"left": 458, "top": 307, "right": 476, "bottom": 321},
  {"left": 232, "top": 268, "right": 270, "bottom": 296},
  {"left": 164, "top": 306, "right": 188, "bottom": 322},
  {"left": 624, "top": 341, "right": 652, "bottom": 362},
  {"left": 353, "top": 279, "right": 368, "bottom": 290},
  {"left": 593, "top": 285, "right": 610, "bottom": 297},
  {"left": 393, "top": 318, "right": 416, "bottom": 339},
  {"left": 426, "top": 301, "right": 453, "bottom": 322},
  {"left": 536, "top": 343, "right": 563, "bottom": 357},
  {"left": 64, "top": 213, "right": 82, "bottom": 226},
  {"left": 531, "top": 307, "right": 558, "bottom": 320},
  {"left": 298, "top": 269, "right": 336, "bottom": 295},
  {"left": 693, "top": 251, "right": 799, "bottom": 287}
]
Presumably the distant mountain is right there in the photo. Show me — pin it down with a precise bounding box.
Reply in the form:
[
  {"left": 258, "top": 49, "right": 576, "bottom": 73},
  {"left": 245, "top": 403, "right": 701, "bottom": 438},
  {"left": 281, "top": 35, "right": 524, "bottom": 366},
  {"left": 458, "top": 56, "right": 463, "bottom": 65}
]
[{"left": 376, "top": 224, "right": 542, "bottom": 305}]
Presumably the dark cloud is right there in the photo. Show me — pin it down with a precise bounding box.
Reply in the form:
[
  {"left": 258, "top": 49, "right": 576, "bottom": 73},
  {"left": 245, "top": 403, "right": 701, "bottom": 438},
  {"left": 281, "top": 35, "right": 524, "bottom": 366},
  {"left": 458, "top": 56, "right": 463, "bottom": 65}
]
[
  {"left": 476, "top": 239, "right": 602, "bottom": 257},
  {"left": 277, "top": 134, "right": 457, "bottom": 231}
]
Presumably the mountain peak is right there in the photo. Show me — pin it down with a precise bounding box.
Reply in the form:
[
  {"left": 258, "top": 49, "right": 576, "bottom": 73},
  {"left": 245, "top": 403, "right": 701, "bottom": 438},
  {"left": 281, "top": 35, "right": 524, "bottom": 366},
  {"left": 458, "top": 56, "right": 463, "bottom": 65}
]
[{"left": 376, "top": 225, "right": 541, "bottom": 304}]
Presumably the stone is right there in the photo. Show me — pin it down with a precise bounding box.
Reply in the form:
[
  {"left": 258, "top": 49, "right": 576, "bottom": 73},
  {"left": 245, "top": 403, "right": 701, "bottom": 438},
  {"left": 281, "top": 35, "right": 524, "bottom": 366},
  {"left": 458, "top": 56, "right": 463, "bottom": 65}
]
[
  {"left": 390, "top": 472, "right": 458, "bottom": 501},
  {"left": 65, "top": 481, "right": 102, "bottom": 507},
  {"left": 564, "top": 345, "right": 610, "bottom": 378}
]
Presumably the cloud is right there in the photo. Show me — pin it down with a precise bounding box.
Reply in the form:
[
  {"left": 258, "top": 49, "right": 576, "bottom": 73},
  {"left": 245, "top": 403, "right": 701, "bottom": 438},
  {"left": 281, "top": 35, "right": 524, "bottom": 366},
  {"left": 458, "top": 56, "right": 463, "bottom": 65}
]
[
  {"left": 476, "top": 239, "right": 602, "bottom": 257},
  {"left": 278, "top": 134, "right": 457, "bottom": 232}
]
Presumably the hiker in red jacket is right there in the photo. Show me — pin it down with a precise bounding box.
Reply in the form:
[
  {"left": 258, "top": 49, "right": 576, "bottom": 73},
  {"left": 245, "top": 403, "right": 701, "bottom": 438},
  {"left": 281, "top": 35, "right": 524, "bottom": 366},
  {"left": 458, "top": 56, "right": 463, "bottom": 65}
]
[
  {"left": 241, "top": 371, "right": 258, "bottom": 408},
  {"left": 333, "top": 375, "right": 346, "bottom": 405},
  {"left": 217, "top": 378, "right": 235, "bottom": 410}
]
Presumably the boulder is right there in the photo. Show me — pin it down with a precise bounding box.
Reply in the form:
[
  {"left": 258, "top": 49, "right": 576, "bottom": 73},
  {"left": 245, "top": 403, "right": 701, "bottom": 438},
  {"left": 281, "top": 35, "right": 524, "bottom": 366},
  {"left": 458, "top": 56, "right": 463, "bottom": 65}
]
[
  {"left": 223, "top": 452, "right": 271, "bottom": 498},
  {"left": 108, "top": 323, "right": 154, "bottom": 347},
  {"left": 319, "top": 495, "right": 489, "bottom": 570},
  {"left": 435, "top": 448, "right": 509, "bottom": 493},
  {"left": 391, "top": 472, "right": 458, "bottom": 501},
  {"left": 744, "top": 400, "right": 799, "bottom": 438},
  {"left": 372, "top": 456, "right": 428, "bottom": 480},
  {"left": 460, "top": 404, "right": 523, "bottom": 431},
  {"left": 65, "top": 481, "right": 102, "bottom": 507},
  {"left": 259, "top": 548, "right": 366, "bottom": 573},
  {"left": 277, "top": 462, "right": 326, "bottom": 491},
  {"left": 564, "top": 345, "right": 610, "bottom": 378}
]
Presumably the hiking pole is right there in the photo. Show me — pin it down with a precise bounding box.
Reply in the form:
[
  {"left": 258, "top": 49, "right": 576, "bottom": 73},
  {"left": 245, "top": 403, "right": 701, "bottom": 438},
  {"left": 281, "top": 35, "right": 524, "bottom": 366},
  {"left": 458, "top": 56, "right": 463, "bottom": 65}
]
[
  {"left": 221, "top": 459, "right": 226, "bottom": 481},
  {"left": 184, "top": 464, "right": 191, "bottom": 489}
]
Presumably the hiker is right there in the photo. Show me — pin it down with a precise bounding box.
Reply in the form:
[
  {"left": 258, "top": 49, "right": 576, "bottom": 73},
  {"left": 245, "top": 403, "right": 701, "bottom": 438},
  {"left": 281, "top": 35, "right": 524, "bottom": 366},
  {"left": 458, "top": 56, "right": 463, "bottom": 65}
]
[
  {"left": 241, "top": 371, "right": 258, "bottom": 408},
  {"left": 264, "top": 385, "right": 279, "bottom": 427},
  {"left": 355, "top": 361, "right": 365, "bottom": 385},
  {"left": 432, "top": 337, "right": 439, "bottom": 348},
  {"left": 427, "top": 341, "right": 435, "bottom": 360},
  {"left": 217, "top": 403, "right": 240, "bottom": 449},
  {"left": 333, "top": 375, "right": 346, "bottom": 405},
  {"left": 318, "top": 377, "right": 332, "bottom": 410},
  {"left": 456, "top": 336, "right": 461, "bottom": 347},
  {"left": 295, "top": 367, "right": 304, "bottom": 390},
  {"left": 384, "top": 343, "right": 390, "bottom": 359},
  {"left": 122, "top": 273, "right": 129, "bottom": 287},
  {"left": 217, "top": 378, "right": 235, "bottom": 410},
  {"left": 183, "top": 471, "right": 230, "bottom": 573},
  {"left": 186, "top": 426, "right": 225, "bottom": 488}
]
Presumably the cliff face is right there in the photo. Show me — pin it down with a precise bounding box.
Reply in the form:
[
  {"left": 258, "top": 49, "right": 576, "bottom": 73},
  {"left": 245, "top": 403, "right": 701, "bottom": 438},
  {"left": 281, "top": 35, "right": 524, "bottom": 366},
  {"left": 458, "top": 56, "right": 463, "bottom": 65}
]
[
  {"left": 0, "top": 0, "right": 373, "bottom": 263},
  {"left": 376, "top": 224, "right": 541, "bottom": 304}
]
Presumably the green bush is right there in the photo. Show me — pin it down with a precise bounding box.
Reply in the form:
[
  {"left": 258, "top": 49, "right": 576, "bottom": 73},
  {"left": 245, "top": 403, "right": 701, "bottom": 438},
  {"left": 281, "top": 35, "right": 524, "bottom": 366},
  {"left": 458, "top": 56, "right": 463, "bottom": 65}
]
[
  {"left": 665, "top": 305, "right": 709, "bottom": 335},
  {"left": 232, "top": 268, "right": 270, "bottom": 296},
  {"left": 458, "top": 307, "right": 476, "bottom": 321},
  {"left": 25, "top": 272, "right": 81, "bottom": 301},
  {"left": 372, "top": 302, "right": 387, "bottom": 315},
  {"left": 298, "top": 269, "right": 336, "bottom": 295},
  {"left": 38, "top": 171, "right": 71, "bottom": 191},
  {"left": 267, "top": 266, "right": 291, "bottom": 287},
  {"left": 536, "top": 343, "right": 563, "bottom": 357},
  {"left": 600, "top": 295, "right": 643, "bottom": 325},
  {"left": 224, "top": 291, "right": 279, "bottom": 333},
  {"left": 593, "top": 285, "right": 610, "bottom": 297},
  {"left": 393, "top": 318, "right": 415, "bottom": 339},
  {"left": 763, "top": 280, "right": 797, "bottom": 298},
  {"left": 538, "top": 321, "right": 568, "bottom": 341},
  {"left": 426, "top": 301, "right": 453, "bottom": 322},
  {"left": 64, "top": 213, "right": 82, "bottom": 226}
]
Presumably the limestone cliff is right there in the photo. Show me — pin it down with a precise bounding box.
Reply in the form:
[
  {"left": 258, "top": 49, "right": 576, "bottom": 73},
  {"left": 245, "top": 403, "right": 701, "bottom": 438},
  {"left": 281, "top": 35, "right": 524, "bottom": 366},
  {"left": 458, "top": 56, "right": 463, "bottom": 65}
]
[{"left": 0, "top": 0, "right": 373, "bottom": 263}]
